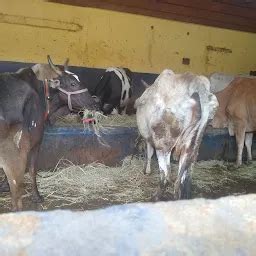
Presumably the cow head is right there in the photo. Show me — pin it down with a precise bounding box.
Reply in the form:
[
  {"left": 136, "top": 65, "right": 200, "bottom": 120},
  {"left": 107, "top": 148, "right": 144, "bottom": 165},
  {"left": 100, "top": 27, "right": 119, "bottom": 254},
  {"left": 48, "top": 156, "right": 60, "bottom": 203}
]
[{"left": 47, "top": 55, "right": 100, "bottom": 111}]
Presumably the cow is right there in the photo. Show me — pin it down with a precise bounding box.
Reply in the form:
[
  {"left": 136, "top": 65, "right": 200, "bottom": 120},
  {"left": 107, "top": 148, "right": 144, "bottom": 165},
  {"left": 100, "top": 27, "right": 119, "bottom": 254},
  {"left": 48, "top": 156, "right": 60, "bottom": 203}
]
[
  {"left": 208, "top": 72, "right": 252, "bottom": 93},
  {"left": 209, "top": 72, "right": 235, "bottom": 93},
  {"left": 0, "top": 56, "right": 99, "bottom": 211},
  {"left": 31, "top": 57, "right": 100, "bottom": 124},
  {"left": 210, "top": 77, "right": 256, "bottom": 166},
  {"left": 135, "top": 69, "right": 218, "bottom": 200},
  {"left": 93, "top": 67, "right": 133, "bottom": 115}
]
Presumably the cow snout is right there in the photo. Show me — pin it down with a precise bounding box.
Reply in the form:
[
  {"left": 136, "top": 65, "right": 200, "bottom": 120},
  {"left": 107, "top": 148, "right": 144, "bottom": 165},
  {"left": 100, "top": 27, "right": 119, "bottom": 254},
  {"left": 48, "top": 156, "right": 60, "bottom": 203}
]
[
  {"left": 75, "top": 93, "right": 101, "bottom": 112},
  {"left": 102, "top": 103, "right": 114, "bottom": 115}
]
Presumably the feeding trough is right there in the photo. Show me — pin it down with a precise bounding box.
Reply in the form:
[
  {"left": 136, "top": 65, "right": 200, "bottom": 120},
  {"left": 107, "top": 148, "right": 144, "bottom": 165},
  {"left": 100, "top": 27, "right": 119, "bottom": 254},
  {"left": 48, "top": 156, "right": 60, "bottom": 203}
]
[{"left": 37, "top": 124, "right": 256, "bottom": 170}]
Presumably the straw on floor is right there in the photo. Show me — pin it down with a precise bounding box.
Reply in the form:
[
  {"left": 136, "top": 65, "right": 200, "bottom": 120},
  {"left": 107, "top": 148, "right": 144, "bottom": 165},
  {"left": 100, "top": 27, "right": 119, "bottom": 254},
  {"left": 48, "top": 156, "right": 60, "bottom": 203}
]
[{"left": 1, "top": 157, "right": 256, "bottom": 212}]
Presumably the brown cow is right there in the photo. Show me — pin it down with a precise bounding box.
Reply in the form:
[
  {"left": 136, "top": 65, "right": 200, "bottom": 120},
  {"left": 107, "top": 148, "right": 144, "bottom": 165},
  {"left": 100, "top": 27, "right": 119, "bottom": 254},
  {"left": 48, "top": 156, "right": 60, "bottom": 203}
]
[
  {"left": 0, "top": 56, "right": 99, "bottom": 211},
  {"left": 211, "top": 77, "right": 256, "bottom": 166}
]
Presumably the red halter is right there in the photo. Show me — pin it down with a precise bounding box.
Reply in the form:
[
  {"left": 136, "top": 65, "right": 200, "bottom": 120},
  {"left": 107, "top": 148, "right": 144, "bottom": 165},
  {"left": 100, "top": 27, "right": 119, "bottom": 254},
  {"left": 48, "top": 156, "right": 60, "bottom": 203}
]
[{"left": 44, "top": 79, "right": 50, "bottom": 121}]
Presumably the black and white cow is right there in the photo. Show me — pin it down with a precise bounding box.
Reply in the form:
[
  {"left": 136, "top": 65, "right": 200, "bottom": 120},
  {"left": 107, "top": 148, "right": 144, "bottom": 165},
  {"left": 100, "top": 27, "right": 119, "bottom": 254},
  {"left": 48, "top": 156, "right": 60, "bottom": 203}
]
[{"left": 93, "top": 67, "right": 133, "bottom": 115}]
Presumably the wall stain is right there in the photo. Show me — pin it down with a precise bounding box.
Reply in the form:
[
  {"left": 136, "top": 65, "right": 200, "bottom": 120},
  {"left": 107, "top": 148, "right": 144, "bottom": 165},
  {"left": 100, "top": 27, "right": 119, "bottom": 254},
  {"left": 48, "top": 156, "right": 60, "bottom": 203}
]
[
  {"left": 148, "top": 26, "right": 155, "bottom": 68},
  {"left": 205, "top": 54, "right": 210, "bottom": 66},
  {"left": 205, "top": 45, "right": 232, "bottom": 73},
  {"left": 0, "top": 13, "right": 83, "bottom": 32},
  {"left": 206, "top": 45, "right": 232, "bottom": 54}
]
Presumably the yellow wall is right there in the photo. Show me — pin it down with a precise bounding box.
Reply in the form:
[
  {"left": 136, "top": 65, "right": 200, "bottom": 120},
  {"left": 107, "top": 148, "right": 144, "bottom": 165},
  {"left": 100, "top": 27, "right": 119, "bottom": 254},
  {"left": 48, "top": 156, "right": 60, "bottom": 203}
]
[{"left": 0, "top": 0, "right": 256, "bottom": 75}]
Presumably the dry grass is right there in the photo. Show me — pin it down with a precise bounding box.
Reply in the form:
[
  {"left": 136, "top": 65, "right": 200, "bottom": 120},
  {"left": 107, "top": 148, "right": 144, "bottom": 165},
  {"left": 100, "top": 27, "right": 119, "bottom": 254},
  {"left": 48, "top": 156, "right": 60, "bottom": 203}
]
[
  {"left": 1, "top": 157, "right": 256, "bottom": 212},
  {"left": 35, "top": 156, "right": 159, "bottom": 210},
  {"left": 55, "top": 113, "right": 137, "bottom": 147},
  {"left": 192, "top": 160, "right": 256, "bottom": 197},
  {"left": 56, "top": 113, "right": 137, "bottom": 128}
]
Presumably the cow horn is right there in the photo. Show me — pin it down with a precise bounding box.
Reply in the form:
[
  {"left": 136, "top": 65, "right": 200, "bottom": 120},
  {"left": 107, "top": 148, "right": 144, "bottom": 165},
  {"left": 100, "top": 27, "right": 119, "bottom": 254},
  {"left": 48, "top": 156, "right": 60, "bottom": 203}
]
[
  {"left": 47, "top": 55, "right": 62, "bottom": 76},
  {"left": 63, "top": 58, "right": 69, "bottom": 71},
  {"left": 141, "top": 79, "right": 150, "bottom": 88}
]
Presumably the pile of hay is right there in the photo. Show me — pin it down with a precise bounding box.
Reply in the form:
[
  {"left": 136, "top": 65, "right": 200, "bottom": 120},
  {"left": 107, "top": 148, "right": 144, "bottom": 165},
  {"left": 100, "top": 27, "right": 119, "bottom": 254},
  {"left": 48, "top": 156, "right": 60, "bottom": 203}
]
[
  {"left": 55, "top": 112, "right": 137, "bottom": 147},
  {"left": 55, "top": 113, "right": 137, "bottom": 128},
  {"left": 1, "top": 158, "right": 256, "bottom": 212},
  {"left": 35, "top": 156, "right": 159, "bottom": 210},
  {"left": 0, "top": 156, "right": 159, "bottom": 211},
  {"left": 192, "top": 160, "right": 256, "bottom": 198},
  {"left": 55, "top": 114, "right": 81, "bottom": 126}
]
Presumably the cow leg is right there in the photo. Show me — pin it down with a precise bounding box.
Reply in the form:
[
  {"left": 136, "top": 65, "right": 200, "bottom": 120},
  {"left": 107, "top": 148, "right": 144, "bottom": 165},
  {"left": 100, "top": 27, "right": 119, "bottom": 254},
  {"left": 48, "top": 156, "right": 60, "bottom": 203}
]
[
  {"left": 144, "top": 142, "right": 154, "bottom": 175},
  {"left": 7, "top": 170, "right": 24, "bottom": 211},
  {"left": 28, "top": 145, "right": 43, "bottom": 203},
  {"left": 235, "top": 126, "right": 246, "bottom": 166},
  {"left": 174, "top": 151, "right": 192, "bottom": 200},
  {"left": 3, "top": 157, "right": 27, "bottom": 211},
  {"left": 152, "top": 150, "right": 171, "bottom": 201},
  {"left": 120, "top": 106, "right": 127, "bottom": 115},
  {"left": 0, "top": 172, "right": 10, "bottom": 192},
  {"left": 245, "top": 133, "right": 253, "bottom": 163}
]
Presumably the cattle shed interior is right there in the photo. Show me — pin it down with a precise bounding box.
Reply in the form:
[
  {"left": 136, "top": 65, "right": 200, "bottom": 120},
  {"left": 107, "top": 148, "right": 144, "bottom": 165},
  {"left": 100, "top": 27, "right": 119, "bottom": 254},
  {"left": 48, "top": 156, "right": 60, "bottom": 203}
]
[{"left": 0, "top": 0, "right": 256, "bottom": 254}]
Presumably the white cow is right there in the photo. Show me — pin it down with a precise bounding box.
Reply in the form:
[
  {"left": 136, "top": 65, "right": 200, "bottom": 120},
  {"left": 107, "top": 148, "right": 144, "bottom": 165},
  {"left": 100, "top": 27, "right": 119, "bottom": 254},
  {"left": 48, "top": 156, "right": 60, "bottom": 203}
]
[{"left": 135, "top": 69, "right": 218, "bottom": 200}]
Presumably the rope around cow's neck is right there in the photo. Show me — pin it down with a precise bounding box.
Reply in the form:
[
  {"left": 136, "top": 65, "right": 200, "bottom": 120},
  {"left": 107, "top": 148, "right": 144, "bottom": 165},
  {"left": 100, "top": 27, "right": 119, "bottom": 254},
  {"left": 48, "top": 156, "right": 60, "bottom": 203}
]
[{"left": 57, "top": 87, "right": 88, "bottom": 111}]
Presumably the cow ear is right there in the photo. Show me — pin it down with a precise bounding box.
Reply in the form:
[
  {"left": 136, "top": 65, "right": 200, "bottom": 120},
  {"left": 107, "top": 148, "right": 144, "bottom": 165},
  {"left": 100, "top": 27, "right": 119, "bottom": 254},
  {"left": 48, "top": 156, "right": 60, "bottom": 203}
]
[
  {"left": 141, "top": 79, "right": 150, "bottom": 88},
  {"left": 47, "top": 55, "right": 62, "bottom": 76},
  {"left": 48, "top": 79, "right": 60, "bottom": 89},
  {"left": 63, "top": 58, "right": 69, "bottom": 71}
]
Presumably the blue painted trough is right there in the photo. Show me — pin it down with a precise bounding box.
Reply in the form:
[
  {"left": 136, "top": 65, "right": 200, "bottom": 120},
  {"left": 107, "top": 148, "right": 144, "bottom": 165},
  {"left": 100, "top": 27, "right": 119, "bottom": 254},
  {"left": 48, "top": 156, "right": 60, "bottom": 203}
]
[
  {"left": 37, "top": 125, "right": 255, "bottom": 169},
  {"left": 38, "top": 126, "right": 139, "bottom": 169}
]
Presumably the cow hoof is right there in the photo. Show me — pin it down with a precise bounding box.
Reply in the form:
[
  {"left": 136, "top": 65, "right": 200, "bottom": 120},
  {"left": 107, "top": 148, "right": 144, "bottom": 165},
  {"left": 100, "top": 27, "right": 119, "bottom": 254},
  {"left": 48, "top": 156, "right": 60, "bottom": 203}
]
[
  {"left": 143, "top": 167, "right": 152, "bottom": 175},
  {"left": 235, "top": 161, "right": 243, "bottom": 168},
  {"left": 0, "top": 180, "right": 10, "bottom": 192},
  {"left": 32, "top": 194, "right": 44, "bottom": 203},
  {"left": 144, "top": 170, "right": 152, "bottom": 175}
]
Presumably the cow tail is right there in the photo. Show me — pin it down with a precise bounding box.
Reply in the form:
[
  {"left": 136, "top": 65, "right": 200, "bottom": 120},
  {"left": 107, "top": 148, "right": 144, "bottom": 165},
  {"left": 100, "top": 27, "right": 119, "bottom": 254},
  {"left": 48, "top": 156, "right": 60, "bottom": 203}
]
[
  {"left": 191, "top": 90, "right": 211, "bottom": 160},
  {"left": 181, "top": 92, "right": 203, "bottom": 151}
]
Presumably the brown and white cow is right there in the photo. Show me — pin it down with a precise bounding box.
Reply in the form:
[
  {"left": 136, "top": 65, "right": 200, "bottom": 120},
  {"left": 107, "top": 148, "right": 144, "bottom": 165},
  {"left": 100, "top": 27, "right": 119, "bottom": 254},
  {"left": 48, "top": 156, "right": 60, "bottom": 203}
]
[
  {"left": 135, "top": 69, "right": 218, "bottom": 200},
  {"left": 210, "top": 77, "right": 256, "bottom": 166}
]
